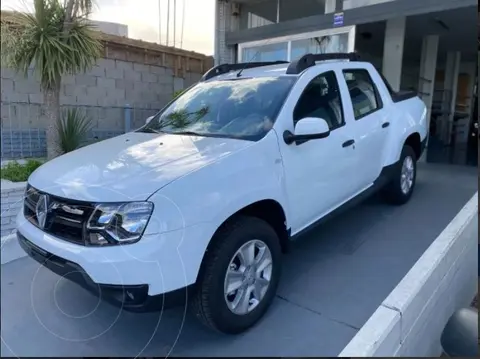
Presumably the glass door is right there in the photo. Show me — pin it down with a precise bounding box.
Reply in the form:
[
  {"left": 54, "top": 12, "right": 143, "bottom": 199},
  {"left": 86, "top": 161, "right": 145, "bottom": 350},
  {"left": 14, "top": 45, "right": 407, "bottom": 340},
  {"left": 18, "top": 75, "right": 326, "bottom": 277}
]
[{"left": 238, "top": 26, "right": 356, "bottom": 63}]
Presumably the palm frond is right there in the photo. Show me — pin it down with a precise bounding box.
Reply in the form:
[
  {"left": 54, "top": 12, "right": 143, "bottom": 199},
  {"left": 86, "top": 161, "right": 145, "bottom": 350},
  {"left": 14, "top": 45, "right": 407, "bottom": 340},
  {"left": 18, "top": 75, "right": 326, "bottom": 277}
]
[
  {"left": 56, "top": 108, "right": 93, "bottom": 153},
  {"left": 64, "top": 18, "right": 102, "bottom": 74},
  {"left": 1, "top": 0, "right": 102, "bottom": 90},
  {"left": 162, "top": 107, "right": 210, "bottom": 130},
  {"left": 74, "top": 0, "right": 97, "bottom": 16}
]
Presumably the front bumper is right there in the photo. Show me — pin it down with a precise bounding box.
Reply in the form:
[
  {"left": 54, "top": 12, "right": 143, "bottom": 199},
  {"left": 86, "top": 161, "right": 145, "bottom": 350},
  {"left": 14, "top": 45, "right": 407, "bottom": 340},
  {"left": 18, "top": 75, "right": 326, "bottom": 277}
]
[
  {"left": 18, "top": 232, "right": 191, "bottom": 311},
  {"left": 15, "top": 211, "right": 214, "bottom": 311}
]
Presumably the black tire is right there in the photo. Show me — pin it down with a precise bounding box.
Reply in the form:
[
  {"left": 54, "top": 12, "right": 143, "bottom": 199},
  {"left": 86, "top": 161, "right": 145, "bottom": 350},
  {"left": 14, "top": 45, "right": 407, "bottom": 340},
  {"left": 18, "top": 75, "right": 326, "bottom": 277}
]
[
  {"left": 190, "top": 215, "right": 282, "bottom": 334},
  {"left": 382, "top": 145, "right": 417, "bottom": 205}
]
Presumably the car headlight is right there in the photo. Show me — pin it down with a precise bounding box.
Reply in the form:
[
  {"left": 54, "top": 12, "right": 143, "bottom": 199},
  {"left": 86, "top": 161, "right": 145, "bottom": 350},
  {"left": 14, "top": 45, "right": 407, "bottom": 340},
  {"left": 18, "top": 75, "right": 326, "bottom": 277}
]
[{"left": 87, "top": 202, "right": 154, "bottom": 245}]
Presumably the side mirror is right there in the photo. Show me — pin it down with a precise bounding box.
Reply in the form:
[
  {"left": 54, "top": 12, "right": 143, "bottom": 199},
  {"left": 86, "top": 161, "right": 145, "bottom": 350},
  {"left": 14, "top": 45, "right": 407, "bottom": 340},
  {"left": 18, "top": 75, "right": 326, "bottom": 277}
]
[
  {"left": 146, "top": 116, "right": 154, "bottom": 125},
  {"left": 283, "top": 117, "right": 330, "bottom": 145}
]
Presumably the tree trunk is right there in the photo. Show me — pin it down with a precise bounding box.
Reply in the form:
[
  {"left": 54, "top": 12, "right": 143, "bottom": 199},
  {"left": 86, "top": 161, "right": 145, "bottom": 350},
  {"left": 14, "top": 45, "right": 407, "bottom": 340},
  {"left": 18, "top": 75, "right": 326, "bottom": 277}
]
[{"left": 44, "top": 86, "right": 61, "bottom": 160}]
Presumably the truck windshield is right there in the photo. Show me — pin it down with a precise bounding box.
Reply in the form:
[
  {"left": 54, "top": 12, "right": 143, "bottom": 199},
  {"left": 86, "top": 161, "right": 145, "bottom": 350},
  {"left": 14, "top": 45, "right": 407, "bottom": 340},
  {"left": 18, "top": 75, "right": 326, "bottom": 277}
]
[{"left": 137, "top": 76, "right": 296, "bottom": 141}]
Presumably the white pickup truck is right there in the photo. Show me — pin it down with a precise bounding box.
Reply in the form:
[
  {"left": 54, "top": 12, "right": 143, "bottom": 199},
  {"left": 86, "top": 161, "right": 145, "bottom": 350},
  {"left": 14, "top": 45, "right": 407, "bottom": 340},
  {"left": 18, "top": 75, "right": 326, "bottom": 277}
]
[{"left": 17, "top": 53, "right": 428, "bottom": 334}]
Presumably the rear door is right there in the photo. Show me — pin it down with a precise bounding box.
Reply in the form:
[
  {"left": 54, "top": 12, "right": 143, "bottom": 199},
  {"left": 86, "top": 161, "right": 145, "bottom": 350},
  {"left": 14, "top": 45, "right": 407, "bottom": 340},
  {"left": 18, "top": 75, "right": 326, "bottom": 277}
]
[{"left": 338, "top": 68, "right": 389, "bottom": 188}]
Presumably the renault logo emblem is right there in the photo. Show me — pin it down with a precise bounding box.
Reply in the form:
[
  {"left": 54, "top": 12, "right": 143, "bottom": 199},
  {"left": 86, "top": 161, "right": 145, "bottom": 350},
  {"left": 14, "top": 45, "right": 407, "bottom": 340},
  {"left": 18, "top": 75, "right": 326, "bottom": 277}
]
[{"left": 35, "top": 194, "right": 49, "bottom": 229}]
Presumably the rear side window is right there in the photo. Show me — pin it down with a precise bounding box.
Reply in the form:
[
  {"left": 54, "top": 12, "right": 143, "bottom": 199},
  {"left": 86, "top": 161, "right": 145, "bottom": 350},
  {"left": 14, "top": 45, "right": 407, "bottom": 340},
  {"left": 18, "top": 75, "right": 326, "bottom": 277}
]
[
  {"left": 378, "top": 71, "right": 395, "bottom": 96},
  {"left": 343, "top": 69, "right": 383, "bottom": 120}
]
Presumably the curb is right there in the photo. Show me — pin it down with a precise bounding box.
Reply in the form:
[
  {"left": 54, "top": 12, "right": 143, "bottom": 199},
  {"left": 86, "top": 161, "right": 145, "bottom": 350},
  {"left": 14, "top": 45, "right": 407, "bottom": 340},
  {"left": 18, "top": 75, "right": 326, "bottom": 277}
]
[
  {"left": 0, "top": 180, "right": 27, "bottom": 191},
  {"left": 339, "top": 192, "right": 478, "bottom": 357},
  {"left": 1, "top": 231, "right": 26, "bottom": 265}
]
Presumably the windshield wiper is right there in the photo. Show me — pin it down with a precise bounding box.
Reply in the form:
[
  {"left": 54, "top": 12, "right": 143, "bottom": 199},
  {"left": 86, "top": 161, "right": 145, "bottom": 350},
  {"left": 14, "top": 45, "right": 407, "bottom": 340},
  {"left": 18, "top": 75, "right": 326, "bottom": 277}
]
[
  {"left": 169, "top": 130, "right": 204, "bottom": 137},
  {"left": 164, "top": 131, "right": 247, "bottom": 140},
  {"left": 139, "top": 128, "right": 163, "bottom": 134}
]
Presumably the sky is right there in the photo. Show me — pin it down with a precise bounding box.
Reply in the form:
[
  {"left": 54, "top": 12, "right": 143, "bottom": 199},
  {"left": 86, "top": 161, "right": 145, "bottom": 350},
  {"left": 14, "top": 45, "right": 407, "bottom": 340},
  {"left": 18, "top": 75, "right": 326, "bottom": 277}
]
[{"left": 1, "top": 0, "right": 215, "bottom": 55}]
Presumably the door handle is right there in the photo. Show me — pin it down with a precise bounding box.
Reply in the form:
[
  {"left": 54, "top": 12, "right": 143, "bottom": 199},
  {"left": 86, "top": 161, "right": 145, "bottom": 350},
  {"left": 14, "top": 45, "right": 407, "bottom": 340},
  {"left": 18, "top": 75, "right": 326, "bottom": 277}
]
[
  {"left": 382, "top": 122, "right": 390, "bottom": 128},
  {"left": 342, "top": 139, "right": 355, "bottom": 148}
]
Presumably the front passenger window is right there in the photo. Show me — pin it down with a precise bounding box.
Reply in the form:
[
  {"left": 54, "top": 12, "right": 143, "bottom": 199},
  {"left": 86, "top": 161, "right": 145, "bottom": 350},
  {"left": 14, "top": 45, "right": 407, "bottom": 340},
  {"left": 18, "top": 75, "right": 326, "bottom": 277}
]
[{"left": 293, "top": 71, "right": 345, "bottom": 131}]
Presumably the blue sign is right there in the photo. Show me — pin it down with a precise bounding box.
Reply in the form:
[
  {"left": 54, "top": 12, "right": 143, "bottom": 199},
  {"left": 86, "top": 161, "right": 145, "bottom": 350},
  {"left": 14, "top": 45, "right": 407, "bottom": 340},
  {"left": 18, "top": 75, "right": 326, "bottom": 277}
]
[{"left": 333, "top": 12, "right": 344, "bottom": 26}]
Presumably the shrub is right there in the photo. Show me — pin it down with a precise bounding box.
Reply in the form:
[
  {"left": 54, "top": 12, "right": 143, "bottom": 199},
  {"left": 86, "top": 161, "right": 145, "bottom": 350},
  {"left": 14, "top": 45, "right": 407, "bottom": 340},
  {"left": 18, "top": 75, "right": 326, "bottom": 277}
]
[
  {"left": 0, "top": 159, "right": 44, "bottom": 182},
  {"left": 1, "top": 0, "right": 103, "bottom": 159},
  {"left": 57, "top": 108, "right": 93, "bottom": 154}
]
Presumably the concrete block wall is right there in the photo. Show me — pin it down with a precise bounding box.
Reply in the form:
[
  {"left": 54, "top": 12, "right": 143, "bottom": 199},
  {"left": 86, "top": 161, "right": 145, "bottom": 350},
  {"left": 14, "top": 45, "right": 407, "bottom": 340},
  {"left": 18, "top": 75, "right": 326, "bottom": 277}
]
[
  {"left": 1, "top": 35, "right": 212, "bottom": 159},
  {"left": 0, "top": 127, "right": 46, "bottom": 159},
  {"left": 1, "top": 59, "right": 205, "bottom": 129},
  {"left": 0, "top": 182, "right": 26, "bottom": 237},
  {"left": 0, "top": 127, "right": 126, "bottom": 159}
]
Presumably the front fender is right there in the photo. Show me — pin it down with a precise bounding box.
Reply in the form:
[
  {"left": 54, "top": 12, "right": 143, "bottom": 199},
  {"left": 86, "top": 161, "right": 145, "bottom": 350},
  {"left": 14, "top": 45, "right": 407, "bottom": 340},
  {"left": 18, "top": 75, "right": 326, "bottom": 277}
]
[
  {"left": 146, "top": 131, "right": 288, "bottom": 235},
  {"left": 143, "top": 133, "right": 288, "bottom": 286}
]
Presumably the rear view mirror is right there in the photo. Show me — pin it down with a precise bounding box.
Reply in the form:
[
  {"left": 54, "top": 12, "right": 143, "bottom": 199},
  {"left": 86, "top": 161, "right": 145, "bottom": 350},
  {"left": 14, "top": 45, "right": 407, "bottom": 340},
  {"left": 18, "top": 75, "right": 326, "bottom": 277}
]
[{"left": 146, "top": 116, "right": 154, "bottom": 125}]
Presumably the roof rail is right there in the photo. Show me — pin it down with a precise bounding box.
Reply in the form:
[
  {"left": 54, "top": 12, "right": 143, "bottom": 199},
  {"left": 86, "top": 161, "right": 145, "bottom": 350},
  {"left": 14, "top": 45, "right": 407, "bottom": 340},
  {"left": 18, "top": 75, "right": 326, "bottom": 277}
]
[
  {"left": 286, "top": 52, "right": 360, "bottom": 75},
  {"left": 200, "top": 61, "right": 289, "bottom": 81}
]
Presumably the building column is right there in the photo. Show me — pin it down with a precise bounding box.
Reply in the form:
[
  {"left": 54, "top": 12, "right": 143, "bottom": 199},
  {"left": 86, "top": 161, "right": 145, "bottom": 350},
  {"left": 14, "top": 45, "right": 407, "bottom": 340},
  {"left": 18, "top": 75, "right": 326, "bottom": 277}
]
[
  {"left": 214, "top": 0, "right": 238, "bottom": 66},
  {"left": 214, "top": 0, "right": 220, "bottom": 65},
  {"left": 325, "top": 0, "right": 343, "bottom": 13},
  {"left": 325, "top": 0, "right": 336, "bottom": 13},
  {"left": 382, "top": 17, "right": 406, "bottom": 91},
  {"left": 441, "top": 51, "right": 461, "bottom": 145},
  {"left": 417, "top": 35, "right": 439, "bottom": 162}
]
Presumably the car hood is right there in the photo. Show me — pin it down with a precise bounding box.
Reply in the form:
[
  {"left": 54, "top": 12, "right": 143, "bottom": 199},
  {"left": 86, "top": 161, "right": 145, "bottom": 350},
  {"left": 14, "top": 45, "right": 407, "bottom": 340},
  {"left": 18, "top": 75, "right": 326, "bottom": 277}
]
[{"left": 29, "top": 132, "right": 252, "bottom": 202}]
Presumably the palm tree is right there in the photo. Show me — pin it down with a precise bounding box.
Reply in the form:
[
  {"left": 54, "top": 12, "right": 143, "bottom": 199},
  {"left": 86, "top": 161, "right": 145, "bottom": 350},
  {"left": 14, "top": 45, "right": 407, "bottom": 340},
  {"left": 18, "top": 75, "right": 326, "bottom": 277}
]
[{"left": 1, "top": 0, "right": 102, "bottom": 159}]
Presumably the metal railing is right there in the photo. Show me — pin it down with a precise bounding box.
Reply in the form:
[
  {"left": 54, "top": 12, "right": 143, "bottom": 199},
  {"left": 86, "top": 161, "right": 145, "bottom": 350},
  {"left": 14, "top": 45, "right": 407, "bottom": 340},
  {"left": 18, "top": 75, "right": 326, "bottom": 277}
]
[{"left": 0, "top": 101, "right": 161, "bottom": 160}]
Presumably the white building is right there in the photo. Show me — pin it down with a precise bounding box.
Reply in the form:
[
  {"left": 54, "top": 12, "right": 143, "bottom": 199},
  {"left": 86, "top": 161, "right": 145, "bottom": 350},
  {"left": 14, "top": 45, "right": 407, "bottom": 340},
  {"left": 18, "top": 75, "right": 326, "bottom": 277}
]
[
  {"left": 213, "top": 0, "right": 478, "bottom": 166},
  {"left": 90, "top": 20, "right": 129, "bottom": 37}
]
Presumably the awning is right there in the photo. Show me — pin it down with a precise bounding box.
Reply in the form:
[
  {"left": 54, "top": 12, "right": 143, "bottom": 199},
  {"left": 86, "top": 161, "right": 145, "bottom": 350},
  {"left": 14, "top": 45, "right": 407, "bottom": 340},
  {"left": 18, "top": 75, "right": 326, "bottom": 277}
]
[{"left": 226, "top": 0, "right": 477, "bottom": 45}]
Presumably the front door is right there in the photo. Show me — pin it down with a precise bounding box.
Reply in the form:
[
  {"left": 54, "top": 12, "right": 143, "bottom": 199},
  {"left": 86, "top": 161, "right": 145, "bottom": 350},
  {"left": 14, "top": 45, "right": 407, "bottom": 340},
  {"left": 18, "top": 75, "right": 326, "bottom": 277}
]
[{"left": 276, "top": 70, "right": 358, "bottom": 234}]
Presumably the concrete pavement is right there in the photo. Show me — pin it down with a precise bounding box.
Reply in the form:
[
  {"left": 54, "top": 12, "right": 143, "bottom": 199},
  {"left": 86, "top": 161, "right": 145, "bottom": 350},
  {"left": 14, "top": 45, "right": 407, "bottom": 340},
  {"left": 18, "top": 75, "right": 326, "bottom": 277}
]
[{"left": 1, "top": 163, "right": 477, "bottom": 356}]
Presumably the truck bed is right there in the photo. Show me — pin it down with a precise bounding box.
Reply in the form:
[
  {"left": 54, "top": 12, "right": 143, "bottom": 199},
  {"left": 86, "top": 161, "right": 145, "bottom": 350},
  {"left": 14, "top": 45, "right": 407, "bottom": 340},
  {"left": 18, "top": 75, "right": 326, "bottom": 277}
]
[{"left": 390, "top": 90, "right": 417, "bottom": 103}]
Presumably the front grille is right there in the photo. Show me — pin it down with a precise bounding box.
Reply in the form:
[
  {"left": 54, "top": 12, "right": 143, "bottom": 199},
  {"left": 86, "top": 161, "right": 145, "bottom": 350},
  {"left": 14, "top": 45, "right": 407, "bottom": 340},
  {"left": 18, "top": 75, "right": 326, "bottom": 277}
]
[{"left": 24, "top": 185, "right": 95, "bottom": 245}]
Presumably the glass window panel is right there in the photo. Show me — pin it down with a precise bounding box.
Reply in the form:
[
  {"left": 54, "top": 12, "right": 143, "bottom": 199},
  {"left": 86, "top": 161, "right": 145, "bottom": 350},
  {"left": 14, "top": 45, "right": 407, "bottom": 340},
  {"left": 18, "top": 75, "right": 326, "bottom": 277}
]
[
  {"left": 290, "top": 33, "right": 349, "bottom": 61},
  {"left": 242, "top": 42, "right": 289, "bottom": 62}
]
